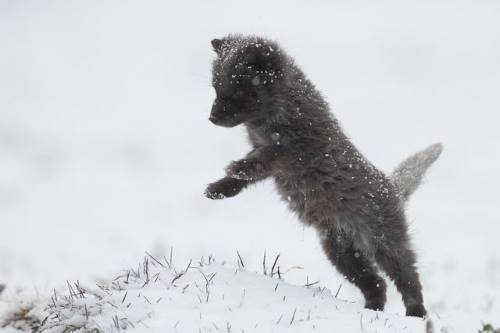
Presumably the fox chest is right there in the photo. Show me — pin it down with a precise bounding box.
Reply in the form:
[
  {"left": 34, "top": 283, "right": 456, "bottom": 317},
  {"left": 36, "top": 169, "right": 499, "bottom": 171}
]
[{"left": 247, "top": 127, "right": 289, "bottom": 148}]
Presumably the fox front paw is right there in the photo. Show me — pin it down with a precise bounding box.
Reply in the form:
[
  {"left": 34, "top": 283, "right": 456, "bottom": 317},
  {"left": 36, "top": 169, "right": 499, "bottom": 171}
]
[
  {"left": 225, "top": 159, "right": 262, "bottom": 181},
  {"left": 205, "top": 178, "right": 245, "bottom": 200},
  {"left": 205, "top": 186, "right": 227, "bottom": 199}
]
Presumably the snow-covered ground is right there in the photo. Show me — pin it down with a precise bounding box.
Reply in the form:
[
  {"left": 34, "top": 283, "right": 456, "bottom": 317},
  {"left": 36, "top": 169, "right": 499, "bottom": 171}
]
[
  {"left": 1, "top": 0, "right": 499, "bottom": 332},
  {"left": 0, "top": 256, "right": 436, "bottom": 333}
]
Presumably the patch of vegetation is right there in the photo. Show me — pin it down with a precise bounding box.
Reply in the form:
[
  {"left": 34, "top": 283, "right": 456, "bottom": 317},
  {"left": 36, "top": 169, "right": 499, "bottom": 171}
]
[
  {"left": 1, "top": 305, "right": 41, "bottom": 333},
  {"left": 479, "top": 323, "right": 500, "bottom": 333}
]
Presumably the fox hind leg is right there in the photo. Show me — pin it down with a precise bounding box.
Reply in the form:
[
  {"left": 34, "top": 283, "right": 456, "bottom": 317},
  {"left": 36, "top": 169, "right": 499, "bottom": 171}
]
[
  {"left": 376, "top": 243, "right": 426, "bottom": 317},
  {"left": 320, "top": 231, "right": 387, "bottom": 311}
]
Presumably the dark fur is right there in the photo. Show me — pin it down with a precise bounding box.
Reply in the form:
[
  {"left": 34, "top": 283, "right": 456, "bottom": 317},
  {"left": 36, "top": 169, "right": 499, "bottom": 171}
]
[{"left": 205, "top": 35, "right": 427, "bottom": 317}]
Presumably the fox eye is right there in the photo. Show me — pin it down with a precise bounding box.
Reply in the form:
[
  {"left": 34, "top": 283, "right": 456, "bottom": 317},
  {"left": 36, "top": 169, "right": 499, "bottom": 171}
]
[{"left": 234, "top": 89, "right": 245, "bottom": 99}]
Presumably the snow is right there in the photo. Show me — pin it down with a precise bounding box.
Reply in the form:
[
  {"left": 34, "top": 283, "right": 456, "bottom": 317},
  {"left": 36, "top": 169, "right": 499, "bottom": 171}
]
[
  {"left": 1, "top": 0, "right": 500, "bottom": 332},
  {"left": 1, "top": 256, "right": 432, "bottom": 333}
]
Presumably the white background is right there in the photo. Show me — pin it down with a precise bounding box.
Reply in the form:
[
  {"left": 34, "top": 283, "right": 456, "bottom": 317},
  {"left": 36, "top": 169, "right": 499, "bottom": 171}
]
[{"left": 1, "top": 0, "right": 499, "bottom": 329}]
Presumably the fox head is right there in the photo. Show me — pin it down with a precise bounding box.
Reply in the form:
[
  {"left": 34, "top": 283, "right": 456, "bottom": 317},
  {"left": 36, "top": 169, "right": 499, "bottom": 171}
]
[{"left": 208, "top": 35, "right": 286, "bottom": 127}]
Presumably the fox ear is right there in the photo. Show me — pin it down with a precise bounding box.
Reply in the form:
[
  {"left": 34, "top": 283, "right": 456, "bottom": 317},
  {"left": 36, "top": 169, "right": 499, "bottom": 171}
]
[{"left": 211, "top": 38, "right": 223, "bottom": 54}]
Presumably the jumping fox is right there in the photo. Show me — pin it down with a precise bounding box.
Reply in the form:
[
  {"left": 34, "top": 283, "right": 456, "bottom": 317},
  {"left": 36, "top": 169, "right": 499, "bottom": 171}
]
[{"left": 205, "top": 35, "right": 442, "bottom": 317}]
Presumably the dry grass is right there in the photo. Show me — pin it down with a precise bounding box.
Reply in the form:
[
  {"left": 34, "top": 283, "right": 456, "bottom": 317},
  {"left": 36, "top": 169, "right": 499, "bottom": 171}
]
[{"left": 1, "top": 305, "right": 41, "bottom": 333}]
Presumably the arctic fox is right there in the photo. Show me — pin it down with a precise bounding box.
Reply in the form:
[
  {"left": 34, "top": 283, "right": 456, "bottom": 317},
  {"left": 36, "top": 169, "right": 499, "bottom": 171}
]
[{"left": 205, "top": 35, "right": 442, "bottom": 318}]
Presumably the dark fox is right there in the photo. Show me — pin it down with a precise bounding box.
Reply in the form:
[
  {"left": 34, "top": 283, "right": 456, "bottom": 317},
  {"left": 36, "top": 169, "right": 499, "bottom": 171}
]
[{"left": 205, "top": 35, "right": 442, "bottom": 318}]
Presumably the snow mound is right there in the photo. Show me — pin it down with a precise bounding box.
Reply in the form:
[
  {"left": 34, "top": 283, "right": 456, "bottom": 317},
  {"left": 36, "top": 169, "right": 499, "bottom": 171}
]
[{"left": 1, "top": 255, "right": 433, "bottom": 333}]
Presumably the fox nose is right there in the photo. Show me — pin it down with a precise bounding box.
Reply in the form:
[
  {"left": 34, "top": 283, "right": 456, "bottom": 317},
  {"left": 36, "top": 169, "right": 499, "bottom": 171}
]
[{"left": 209, "top": 115, "right": 219, "bottom": 124}]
